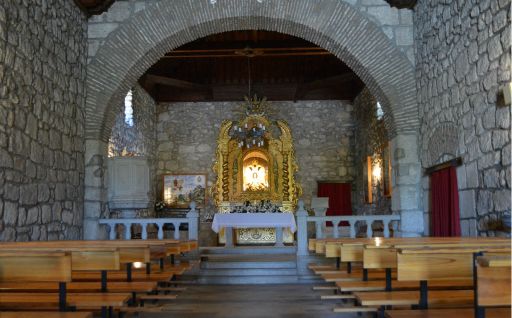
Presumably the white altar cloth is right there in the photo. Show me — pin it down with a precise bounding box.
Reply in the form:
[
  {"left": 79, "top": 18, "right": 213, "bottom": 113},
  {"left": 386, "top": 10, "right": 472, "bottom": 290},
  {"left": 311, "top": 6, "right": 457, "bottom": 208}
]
[{"left": 211, "top": 213, "right": 297, "bottom": 233}]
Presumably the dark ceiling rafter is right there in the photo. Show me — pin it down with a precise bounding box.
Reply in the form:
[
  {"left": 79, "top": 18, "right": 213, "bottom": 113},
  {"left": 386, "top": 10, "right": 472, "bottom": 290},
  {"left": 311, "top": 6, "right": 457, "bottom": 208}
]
[
  {"left": 139, "top": 30, "right": 365, "bottom": 103},
  {"left": 294, "top": 73, "right": 358, "bottom": 101},
  {"left": 384, "top": 0, "right": 417, "bottom": 9},
  {"left": 74, "top": 0, "right": 115, "bottom": 17},
  {"left": 143, "top": 74, "right": 210, "bottom": 91}
]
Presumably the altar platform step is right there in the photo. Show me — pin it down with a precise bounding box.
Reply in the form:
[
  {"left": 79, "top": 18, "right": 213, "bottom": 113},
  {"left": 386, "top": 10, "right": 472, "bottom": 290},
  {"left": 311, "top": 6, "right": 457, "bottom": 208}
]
[
  {"left": 194, "top": 275, "right": 301, "bottom": 284},
  {"left": 201, "top": 260, "right": 296, "bottom": 269},
  {"left": 182, "top": 247, "right": 317, "bottom": 284},
  {"left": 200, "top": 246, "right": 296, "bottom": 255}
]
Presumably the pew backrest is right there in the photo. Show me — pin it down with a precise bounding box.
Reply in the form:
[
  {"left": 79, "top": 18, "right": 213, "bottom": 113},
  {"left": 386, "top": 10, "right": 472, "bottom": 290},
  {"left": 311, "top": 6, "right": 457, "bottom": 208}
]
[
  {"left": 0, "top": 252, "right": 72, "bottom": 282},
  {"left": 397, "top": 250, "right": 473, "bottom": 281},
  {"left": 363, "top": 245, "right": 397, "bottom": 269},
  {"left": 476, "top": 255, "right": 511, "bottom": 307},
  {"left": 397, "top": 247, "right": 510, "bottom": 282}
]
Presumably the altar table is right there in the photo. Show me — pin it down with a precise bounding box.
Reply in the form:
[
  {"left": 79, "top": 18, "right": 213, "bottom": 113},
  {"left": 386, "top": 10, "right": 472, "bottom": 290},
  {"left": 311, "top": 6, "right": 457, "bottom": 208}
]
[{"left": 211, "top": 213, "right": 297, "bottom": 247}]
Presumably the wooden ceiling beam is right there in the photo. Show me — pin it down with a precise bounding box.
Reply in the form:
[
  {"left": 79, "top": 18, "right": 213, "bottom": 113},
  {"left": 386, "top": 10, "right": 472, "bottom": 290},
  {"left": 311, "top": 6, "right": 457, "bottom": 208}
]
[
  {"left": 73, "top": 0, "right": 115, "bottom": 17},
  {"left": 174, "top": 39, "right": 318, "bottom": 51},
  {"left": 155, "top": 82, "right": 359, "bottom": 103},
  {"left": 294, "top": 73, "right": 358, "bottom": 100},
  {"left": 143, "top": 74, "right": 210, "bottom": 91},
  {"left": 169, "top": 47, "right": 326, "bottom": 54},
  {"left": 140, "top": 30, "right": 363, "bottom": 103},
  {"left": 162, "top": 51, "right": 332, "bottom": 59},
  {"left": 384, "top": 0, "right": 417, "bottom": 9}
]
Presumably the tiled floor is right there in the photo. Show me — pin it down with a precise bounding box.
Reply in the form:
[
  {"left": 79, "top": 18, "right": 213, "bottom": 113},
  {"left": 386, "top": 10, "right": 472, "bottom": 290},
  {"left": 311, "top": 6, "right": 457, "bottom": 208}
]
[{"left": 139, "top": 284, "right": 372, "bottom": 318}]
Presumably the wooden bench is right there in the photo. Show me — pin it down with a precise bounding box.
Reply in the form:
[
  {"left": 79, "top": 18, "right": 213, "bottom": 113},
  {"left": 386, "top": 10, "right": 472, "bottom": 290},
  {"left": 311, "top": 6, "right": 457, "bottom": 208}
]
[
  {"left": 0, "top": 239, "right": 184, "bottom": 266},
  {"left": 339, "top": 242, "right": 490, "bottom": 292},
  {"left": 475, "top": 254, "right": 511, "bottom": 318},
  {"left": 384, "top": 308, "right": 511, "bottom": 318},
  {"left": 0, "top": 251, "right": 130, "bottom": 317},
  {"left": 0, "top": 239, "right": 197, "bottom": 280},
  {"left": 0, "top": 248, "right": 158, "bottom": 295},
  {"left": 384, "top": 254, "right": 511, "bottom": 318},
  {"left": 319, "top": 237, "right": 508, "bottom": 277},
  {"left": 354, "top": 246, "right": 510, "bottom": 314},
  {"left": 324, "top": 239, "right": 509, "bottom": 314},
  {"left": 0, "top": 243, "right": 187, "bottom": 316},
  {"left": 0, "top": 313, "right": 93, "bottom": 318}
]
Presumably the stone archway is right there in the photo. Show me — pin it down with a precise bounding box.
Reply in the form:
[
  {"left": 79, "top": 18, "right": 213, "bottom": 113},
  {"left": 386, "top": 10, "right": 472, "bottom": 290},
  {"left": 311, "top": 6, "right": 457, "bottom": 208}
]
[{"left": 84, "top": 0, "right": 423, "bottom": 239}]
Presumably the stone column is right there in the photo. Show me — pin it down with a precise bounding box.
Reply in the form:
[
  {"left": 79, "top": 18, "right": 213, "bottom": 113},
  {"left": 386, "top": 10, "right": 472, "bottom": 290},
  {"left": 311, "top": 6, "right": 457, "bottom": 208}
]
[
  {"left": 296, "top": 200, "right": 309, "bottom": 256},
  {"left": 83, "top": 139, "right": 108, "bottom": 240},
  {"left": 390, "top": 133, "right": 424, "bottom": 237},
  {"left": 187, "top": 202, "right": 199, "bottom": 240}
]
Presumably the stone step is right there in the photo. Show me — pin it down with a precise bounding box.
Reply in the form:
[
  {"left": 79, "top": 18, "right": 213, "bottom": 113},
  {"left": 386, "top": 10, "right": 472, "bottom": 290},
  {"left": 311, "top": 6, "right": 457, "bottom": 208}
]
[
  {"left": 194, "top": 275, "right": 301, "bottom": 285},
  {"left": 201, "top": 253, "right": 295, "bottom": 262},
  {"left": 197, "top": 268, "right": 298, "bottom": 276},
  {"left": 200, "top": 246, "right": 296, "bottom": 255},
  {"left": 177, "top": 274, "right": 323, "bottom": 285},
  {"left": 201, "top": 260, "right": 297, "bottom": 269}
]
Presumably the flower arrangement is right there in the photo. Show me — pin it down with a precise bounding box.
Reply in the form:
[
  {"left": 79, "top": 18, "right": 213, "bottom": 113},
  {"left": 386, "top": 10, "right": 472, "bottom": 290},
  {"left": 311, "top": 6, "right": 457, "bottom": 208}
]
[
  {"left": 154, "top": 201, "right": 166, "bottom": 212},
  {"left": 229, "top": 200, "right": 283, "bottom": 213}
]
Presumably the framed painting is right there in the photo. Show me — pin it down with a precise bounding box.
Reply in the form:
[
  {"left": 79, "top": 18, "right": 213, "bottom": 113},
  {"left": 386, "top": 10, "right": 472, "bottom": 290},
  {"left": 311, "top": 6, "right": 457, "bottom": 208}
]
[{"left": 162, "top": 174, "right": 207, "bottom": 208}]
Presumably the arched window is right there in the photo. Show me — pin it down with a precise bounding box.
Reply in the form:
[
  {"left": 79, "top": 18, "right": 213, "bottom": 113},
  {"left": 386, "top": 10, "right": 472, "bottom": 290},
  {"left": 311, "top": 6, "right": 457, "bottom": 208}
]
[
  {"left": 124, "top": 89, "right": 134, "bottom": 126},
  {"left": 108, "top": 89, "right": 147, "bottom": 157},
  {"left": 376, "top": 101, "right": 384, "bottom": 120}
]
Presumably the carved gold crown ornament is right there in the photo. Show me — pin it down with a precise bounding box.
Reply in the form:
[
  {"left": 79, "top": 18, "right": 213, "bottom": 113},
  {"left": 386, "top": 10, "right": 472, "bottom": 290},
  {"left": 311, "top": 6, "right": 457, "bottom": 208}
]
[{"left": 230, "top": 95, "right": 275, "bottom": 148}]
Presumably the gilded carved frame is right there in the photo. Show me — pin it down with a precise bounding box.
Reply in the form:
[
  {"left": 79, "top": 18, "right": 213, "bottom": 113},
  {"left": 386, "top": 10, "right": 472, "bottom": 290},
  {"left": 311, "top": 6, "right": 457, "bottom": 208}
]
[{"left": 211, "top": 114, "right": 302, "bottom": 244}]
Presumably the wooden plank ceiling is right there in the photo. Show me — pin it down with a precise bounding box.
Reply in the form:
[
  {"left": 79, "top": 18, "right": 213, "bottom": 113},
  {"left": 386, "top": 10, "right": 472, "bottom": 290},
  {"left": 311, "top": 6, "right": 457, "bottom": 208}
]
[
  {"left": 139, "top": 30, "right": 365, "bottom": 103},
  {"left": 74, "top": 0, "right": 115, "bottom": 16}
]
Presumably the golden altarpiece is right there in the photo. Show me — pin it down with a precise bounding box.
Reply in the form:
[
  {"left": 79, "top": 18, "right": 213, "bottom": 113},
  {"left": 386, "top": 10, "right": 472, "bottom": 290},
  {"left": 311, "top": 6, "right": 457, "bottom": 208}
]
[{"left": 212, "top": 97, "right": 302, "bottom": 244}]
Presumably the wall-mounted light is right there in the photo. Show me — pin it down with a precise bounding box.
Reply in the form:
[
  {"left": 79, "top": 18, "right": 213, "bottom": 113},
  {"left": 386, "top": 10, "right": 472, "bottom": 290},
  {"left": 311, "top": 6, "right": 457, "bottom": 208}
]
[{"left": 372, "top": 163, "right": 382, "bottom": 181}]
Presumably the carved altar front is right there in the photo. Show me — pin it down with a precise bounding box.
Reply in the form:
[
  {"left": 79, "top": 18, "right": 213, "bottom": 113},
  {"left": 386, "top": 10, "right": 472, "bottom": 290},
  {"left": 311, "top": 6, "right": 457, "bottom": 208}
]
[{"left": 212, "top": 98, "right": 301, "bottom": 244}]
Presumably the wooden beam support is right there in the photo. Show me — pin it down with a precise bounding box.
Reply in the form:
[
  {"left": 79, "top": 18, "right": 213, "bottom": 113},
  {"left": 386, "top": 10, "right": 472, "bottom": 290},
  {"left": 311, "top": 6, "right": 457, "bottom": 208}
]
[
  {"left": 424, "top": 157, "right": 463, "bottom": 175},
  {"left": 384, "top": 0, "right": 417, "bottom": 9},
  {"left": 143, "top": 74, "right": 210, "bottom": 91},
  {"left": 74, "top": 0, "right": 115, "bottom": 17},
  {"left": 295, "top": 73, "right": 357, "bottom": 101}
]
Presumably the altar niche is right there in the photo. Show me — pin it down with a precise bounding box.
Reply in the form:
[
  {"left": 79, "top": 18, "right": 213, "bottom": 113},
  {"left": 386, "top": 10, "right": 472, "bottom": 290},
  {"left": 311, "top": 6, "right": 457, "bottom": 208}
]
[
  {"left": 212, "top": 100, "right": 301, "bottom": 245},
  {"left": 242, "top": 151, "right": 270, "bottom": 192}
]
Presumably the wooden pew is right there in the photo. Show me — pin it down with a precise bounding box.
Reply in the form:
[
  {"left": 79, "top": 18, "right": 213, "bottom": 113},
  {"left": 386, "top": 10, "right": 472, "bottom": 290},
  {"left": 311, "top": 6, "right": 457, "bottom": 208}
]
[
  {"left": 326, "top": 239, "right": 509, "bottom": 314},
  {"left": 313, "top": 237, "right": 509, "bottom": 279},
  {"left": 0, "top": 251, "right": 130, "bottom": 317},
  {"left": 331, "top": 238, "right": 510, "bottom": 284},
  {"left": 0, "top": 248, "right": 158, "bottom": 294},
  {"left": 475, "top": 254, "right": 511, "bottom": 318},
  {"left": 0, "top": 243, "right": 186, "bottom": 315},
  {"left": 384, "top": 308, "right": 511, "bottom": 318},
  {"left": 0, "top": 239, "right": 195, "bottom": 280},
  {"left": 0, "top": 239, "right": 182, "bottom": 264},
  {"left": 354, "top": 246, "right": 510, "bottom": 312},
  {"left": 336, "top": 243, "right": 480, "bottom": 293},
  {"left": 0, "top": 313, "right": 93, "bottom": 318},
  {"left": 384, "top": 254, "right": 511, "bottom": 318}
]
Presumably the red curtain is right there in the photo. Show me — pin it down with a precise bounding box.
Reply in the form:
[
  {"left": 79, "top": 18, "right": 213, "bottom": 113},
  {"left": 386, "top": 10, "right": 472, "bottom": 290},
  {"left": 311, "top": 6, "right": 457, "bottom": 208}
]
[
  {"left": 318, "top": 183, "right": 352, "bottom": 226},
  {"left": 430, "top": 166, "right": 461, "bottom": 236}
]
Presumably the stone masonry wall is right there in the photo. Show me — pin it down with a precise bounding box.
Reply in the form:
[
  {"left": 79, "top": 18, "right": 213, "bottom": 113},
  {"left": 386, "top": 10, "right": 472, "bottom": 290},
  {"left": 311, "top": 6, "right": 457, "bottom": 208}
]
[
  {"left": 156, "top": 100, "right": 355, "bottom": 245},
  {"left": 87, "top": 0, "right": 415, "bottom": 64},
  {"left": 415, "top": 0, "right": 511, "bottom": 236},
  {"left": 0, "top": 1, "right": 88, "bottom": 241}
]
